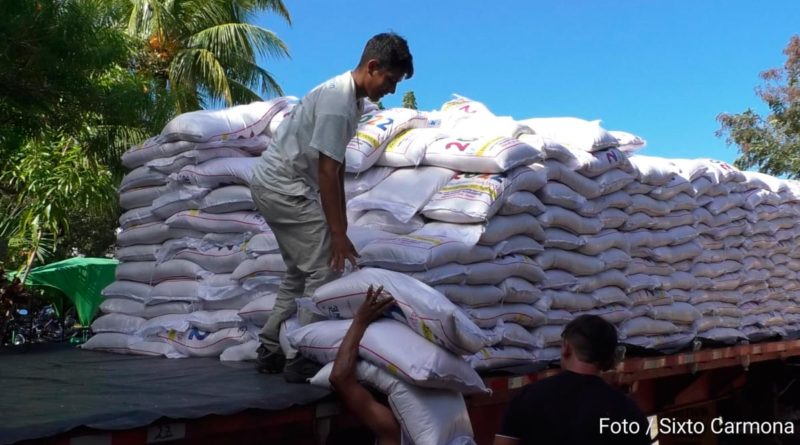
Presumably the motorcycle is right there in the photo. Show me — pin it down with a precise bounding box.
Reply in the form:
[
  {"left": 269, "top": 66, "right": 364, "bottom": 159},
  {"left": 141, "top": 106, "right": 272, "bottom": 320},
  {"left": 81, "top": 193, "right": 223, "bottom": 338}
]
[{"left": 1, "top": 270, "right": 82, "bottom": 347}]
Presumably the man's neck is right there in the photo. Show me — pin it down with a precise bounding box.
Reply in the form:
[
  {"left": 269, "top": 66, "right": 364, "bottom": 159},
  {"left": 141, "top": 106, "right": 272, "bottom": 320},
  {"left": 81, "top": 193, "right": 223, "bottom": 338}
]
[
  {"left": 562, "top": 359, "right": 601, "bottom": 376},
  {"left": 350, "top": 68, "right": 368, "bottom": 99}
]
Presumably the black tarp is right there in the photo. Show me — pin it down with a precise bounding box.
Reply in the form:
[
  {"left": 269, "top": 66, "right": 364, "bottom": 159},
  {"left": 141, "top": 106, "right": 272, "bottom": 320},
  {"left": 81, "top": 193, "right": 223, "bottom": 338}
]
[{"left": 0, "top": 344, "right": 330, "bottom": 444}]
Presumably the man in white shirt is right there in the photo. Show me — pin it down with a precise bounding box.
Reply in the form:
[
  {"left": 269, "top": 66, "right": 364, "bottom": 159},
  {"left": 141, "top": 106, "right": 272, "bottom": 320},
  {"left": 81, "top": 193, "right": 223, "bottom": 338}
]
[{"left": 250, "top": 33, "right": 413, "bottom": 382}]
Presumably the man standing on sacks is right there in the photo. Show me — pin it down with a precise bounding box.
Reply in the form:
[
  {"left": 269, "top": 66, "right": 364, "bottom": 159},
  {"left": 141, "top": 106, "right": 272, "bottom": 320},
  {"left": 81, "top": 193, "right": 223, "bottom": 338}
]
[{"left": 250, "top": 33, "right": 414, "bottom": 382}]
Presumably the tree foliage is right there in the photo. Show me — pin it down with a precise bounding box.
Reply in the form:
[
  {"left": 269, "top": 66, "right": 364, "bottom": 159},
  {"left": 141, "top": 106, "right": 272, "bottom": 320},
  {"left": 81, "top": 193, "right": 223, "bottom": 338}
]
[
  {"left": 717, "top": 35, "right": 800, "bottom": 177},
  {"left": 0, "top": 0, "right": 151, "bottom": 273},
  {"left": 124, "top": 0, "right": 291, "bottom": 113},
  {"left": 0, "top": 0, "right": 292, "bottom": 276},
  {"left": 402, "top": 91, "right": 418, "bottom": 110}
]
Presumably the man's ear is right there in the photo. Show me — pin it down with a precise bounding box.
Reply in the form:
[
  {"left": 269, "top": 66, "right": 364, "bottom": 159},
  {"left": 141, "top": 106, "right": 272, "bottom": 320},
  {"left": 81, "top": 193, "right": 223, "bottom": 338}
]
[
  {"left": 561, "top": 340, "right": 571, "bottom": 360},
  {"left": 366, "top": 59, "right": 380, "bottom": 74}
]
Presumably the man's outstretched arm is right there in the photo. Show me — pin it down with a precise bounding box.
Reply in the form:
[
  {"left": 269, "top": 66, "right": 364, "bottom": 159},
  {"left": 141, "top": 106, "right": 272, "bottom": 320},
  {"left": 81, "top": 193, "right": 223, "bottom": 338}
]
[
  {"left": 319, "top": 152, "right": 358, "bottom": 272},
  {"left": 329, "top": 286, "right": 400, "bottom": 445}
]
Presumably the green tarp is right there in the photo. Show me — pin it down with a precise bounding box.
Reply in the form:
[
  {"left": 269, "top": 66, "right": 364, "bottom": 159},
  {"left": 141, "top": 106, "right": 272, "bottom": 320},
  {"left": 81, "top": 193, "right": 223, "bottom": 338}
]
[{"left": 11, "top": 257, "right": 118, "bottom": 325}]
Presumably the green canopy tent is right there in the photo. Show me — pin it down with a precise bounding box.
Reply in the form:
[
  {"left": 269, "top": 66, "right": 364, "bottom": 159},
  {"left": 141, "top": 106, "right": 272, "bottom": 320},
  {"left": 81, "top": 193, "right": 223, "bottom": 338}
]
[{"left": 11, "top": 257, "right": 118, "bottom": 325}]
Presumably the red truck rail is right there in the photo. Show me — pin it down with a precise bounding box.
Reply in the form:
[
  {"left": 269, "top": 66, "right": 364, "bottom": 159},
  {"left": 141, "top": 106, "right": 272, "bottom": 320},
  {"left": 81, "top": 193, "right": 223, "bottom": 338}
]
[{"left": 468, "top": 338, "right": 800, "bottom": 444}]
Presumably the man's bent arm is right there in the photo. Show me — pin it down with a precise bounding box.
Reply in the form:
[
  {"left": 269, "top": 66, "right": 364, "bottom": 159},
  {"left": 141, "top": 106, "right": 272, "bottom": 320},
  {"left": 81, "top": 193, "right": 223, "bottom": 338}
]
[{"left": 330, "top": 288, "right": 399, "bottom": 445}]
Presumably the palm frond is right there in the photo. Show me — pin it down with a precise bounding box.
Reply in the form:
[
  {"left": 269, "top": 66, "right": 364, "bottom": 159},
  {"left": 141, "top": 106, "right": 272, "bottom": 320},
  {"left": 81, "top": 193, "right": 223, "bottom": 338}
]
[
  {"left": 234, "top": 0, "right": 291, "bottom": 25},
  {"left": 170, "top": 48, "right": 233, "bottom": 108},
  {"left": 189, "top": 23, "right": 289, "bottom": 61},
  {"left": 226, "top": 57, "right": 284, "bottom": 98}
]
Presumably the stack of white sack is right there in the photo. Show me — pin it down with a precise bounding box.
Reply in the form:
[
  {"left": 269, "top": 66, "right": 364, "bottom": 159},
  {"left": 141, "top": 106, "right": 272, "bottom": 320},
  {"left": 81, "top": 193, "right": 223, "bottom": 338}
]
[
  {"left": 722, "top": 170, "right": 800, "bottom": 342},
  {"left": 342, "top": 97, "right": 550, "bottom": 370},
  {"left": 92, "top": 93, "right": 800, "bottom": 368},
  {"left": 514, "top": 119, "right": 633, "bottom": 360},
  {"left": 614, "top": 155, "right": 701, "bottom": 350},
  {"left": 85, "top": 97, "right": 298, "bottom": 359}
]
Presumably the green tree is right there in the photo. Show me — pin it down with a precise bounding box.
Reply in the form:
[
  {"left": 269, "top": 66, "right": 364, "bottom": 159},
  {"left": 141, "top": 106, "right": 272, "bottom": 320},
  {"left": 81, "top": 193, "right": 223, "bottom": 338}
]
[
  {"left": 402, "top": 91, "right": 418, "bottom": 110},
  {"left": 0, "top": 0, "right": 295, "bottom": 276},
  {"left": 0, "top": 0, "right": 151, "bottom": 276},
  {"left": 123, "top": 0, "right": 292, "bottom": 113},
  {"left": 717, "top": 35, "right": 800, "bottom": 177}
]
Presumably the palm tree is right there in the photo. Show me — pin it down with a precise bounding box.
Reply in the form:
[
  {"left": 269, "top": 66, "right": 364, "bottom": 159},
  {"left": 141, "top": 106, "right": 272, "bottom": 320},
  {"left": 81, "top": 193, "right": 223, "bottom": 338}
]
[{"left": 123, "top": 0, "right": 291, "bottom": 112}]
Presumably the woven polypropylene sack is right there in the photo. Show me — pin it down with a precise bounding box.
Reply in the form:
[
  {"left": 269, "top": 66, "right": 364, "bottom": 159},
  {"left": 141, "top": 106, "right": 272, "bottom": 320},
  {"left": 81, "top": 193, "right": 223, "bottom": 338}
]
[
  {"left": 160, "top": 98, "right": 292, "bottom": 142},
  {"left": 312, "top": 268, "right": 491, "bottom": 354},
  {"left": 377, "top": 128, "right": 447, "bottom": 168},
  {"left": 519, "top": 117, "right": 619, "bottom": 152},
  {"left": 357, "top": 235, "right": 471, "bottom": 272},
  {"left": 287, "top": 318, "right": 488, "bottom": 394},
  {"left": 423, "top": 136, "right": 541, "bottom": 173},
  {"left": 348, "top": 166, "right": 455, "bottom": 223},
  {"left": 310, "top": 361, "right": 476, "bottom": 445},
  {"left": 346, "top": 108, "right": 428, "bottom": 173}
]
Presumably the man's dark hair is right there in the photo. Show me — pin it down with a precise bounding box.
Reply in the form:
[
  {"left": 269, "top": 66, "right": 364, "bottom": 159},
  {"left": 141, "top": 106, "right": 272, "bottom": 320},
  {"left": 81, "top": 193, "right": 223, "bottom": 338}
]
[
  {"left": 561, "top": 315, "right": 618, "bottom": 371},
  {"left": 358, "top": 33, "right": 414, "bottom": 79}
]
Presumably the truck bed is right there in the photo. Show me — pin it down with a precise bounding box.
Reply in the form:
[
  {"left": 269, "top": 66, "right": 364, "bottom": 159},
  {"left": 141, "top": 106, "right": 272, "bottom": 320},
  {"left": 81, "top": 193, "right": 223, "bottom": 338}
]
[
  {"left": 4, "top": 339, "right": 800, "bottom": 444},
  {"left": 0, "top": 344, "right": 330, "bottom": 444}
]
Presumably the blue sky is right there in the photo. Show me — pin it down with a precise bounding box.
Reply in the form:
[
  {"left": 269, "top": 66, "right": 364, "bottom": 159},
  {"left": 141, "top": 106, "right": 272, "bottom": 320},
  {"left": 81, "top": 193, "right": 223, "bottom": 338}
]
[{"left": 254, "top": 1, "right": 799, "bottom": 165}]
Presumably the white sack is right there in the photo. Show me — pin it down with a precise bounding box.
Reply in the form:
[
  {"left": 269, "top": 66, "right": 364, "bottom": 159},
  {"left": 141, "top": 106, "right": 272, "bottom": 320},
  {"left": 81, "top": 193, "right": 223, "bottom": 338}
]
[
  {"left": 436, "top": 285, "right": 504, "bottom": 307},
  {"left": 91, "top": 313, "right": 146, "bottom": 334},
  {"left": 466, "top": 346, "right": 536, "bottom": 370},
  {"left": 166, "top": 210, "right": 268, "bottom": 234},
  {"left": 81, "top": 333, "right": 184, "bottom": 358},
  {"left": 154, "top": 326, "right": 255, "bottom": 357},
  {"left": 174, "top": 245, "right": 251, "bottom": 274},
  {"left": 99, "top": 298, "right": 196, "bottom": 318},
  {"left": 146, "top": 146, "right": 251, "bottom": 174},
  {"left": 102, "top": 280, "right": 153, "bottom": 302},
  {"left": 119, "top": 166, "right": 168, "bottom": 192},
  {"left": 498, "top": 191, "right": 546, "bottom": 216},
  {"left": 537, "top": 182, "right": 587, "bottom": 211},
  {"left": 345, "top": 167, "right": 394, "bottom": 200},
  {"left": 465, "top": 255, "right": 545, "bottom": 285},
  {"left": 313, "top": 268, "right": 491, "bottom": 354},
  {"left": 423, "top": 136, "right": 541, "bottom": 173},
  {"left": 310, "top": 361, "right": 476, "bottom": 445},
  {"left": 117, "top": 222, "right": 202, "bottom": 247},
  {"left": 200, "top": 185, "right": 254, "bottom": 213},
  {"left": 358, "top": 235, "right": 470, "bottom": 271},
  {"left": 151, "top": 184, "right": 210, "bottom": 219},
  {"left": 537, "top": 207, "right": 603, "bottom": 235},
  {"left": 116, "top": 244, "right": 160, "bottom": 262},
  {"left": 119, "top": 206, "right": 159, "bottom": 229},
  {"left": 171, "top": 157, "right": 259, "bottom": 189},
  {"left": 288, "top": 318, "right": 488, "bottom": 394},
  {"left": 348, "top": 166, "right": 455, "bottom": 222},
  {"left": 520, "top": 117, "right": 618, "bottom": 152},
  {"left": 160, "top": 98, "right": 291, "bottom": 142},
  {"left": 609, "top": 130, "right": 647, "bottom": 153},
  {"left": 220, "top": 340, "right": 260, "bottom": 362},
  {"left": 536, "top": 249, "right": 606, "bottom": 276},
  {"left": 355, "top": 210, "right": 424, "bottom": 235},
  {"left": 628, "top": 156, "right": 679, "bottom": 186},
  {"left": 377, "top": 128, "right": 446, "bottom": 167},
  {"left": 501, "top": 278, "right": 544, "bottom": 304},
  {"left": 462, "top": 304, "right": 546, "bottom": 329},
  {"left": 231, "top": 254, "right": 286, "bottom": 281},
  {"left": 493, "top": 236, "right": 544, "bottom": 257},
  {"left": 119, "top": 184, "right": 169, "bottom": 210},
  {"left": 346, "top": 108, "right": 427, "bottom": 172}
]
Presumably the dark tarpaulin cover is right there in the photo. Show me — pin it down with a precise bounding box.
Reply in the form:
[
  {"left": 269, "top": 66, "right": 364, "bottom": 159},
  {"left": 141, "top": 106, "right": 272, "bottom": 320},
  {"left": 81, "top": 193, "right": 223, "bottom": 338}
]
[{"left": 0, "top": 343, "right": 330, "bottom": 444}]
